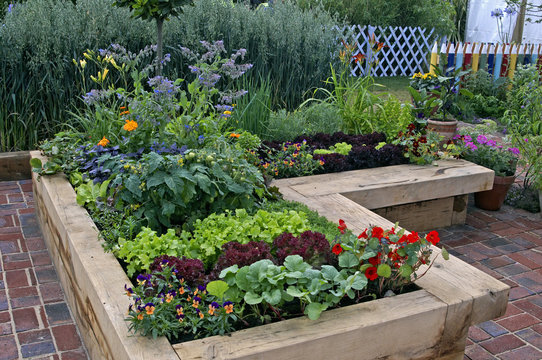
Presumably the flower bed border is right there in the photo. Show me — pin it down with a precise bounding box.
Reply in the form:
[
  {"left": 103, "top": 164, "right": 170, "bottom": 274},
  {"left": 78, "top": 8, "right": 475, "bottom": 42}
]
[{"left": 30, "top": 151, "right": 509, "bottom": 360}]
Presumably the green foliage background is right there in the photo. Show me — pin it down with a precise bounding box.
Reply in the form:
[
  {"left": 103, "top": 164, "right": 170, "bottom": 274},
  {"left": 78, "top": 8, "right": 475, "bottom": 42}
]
[{"left": 0, "top": 0, "right": 341, "bottom": 151}]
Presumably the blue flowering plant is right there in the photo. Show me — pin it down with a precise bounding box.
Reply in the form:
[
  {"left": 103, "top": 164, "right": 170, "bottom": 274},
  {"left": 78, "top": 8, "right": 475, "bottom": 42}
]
[
  {"left": 491, "top": 5, "right": 517, "bottom": 43},
  {"left": 455, "top": 134, "right": 519, "bottom": 176},
  {"left": 125, "top": 263, "right": 237, "bottom": 340}
]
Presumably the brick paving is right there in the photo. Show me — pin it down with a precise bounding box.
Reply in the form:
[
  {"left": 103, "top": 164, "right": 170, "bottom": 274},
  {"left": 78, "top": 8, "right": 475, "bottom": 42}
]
[
  {"left": 435, "top": 199, "right": 542, "bottom": 360},
  {"left": 2, "top": 175, "right": 542, "bottom": 359},
  {"left": 0, "top": 180, "right": 88, "bottom": 360}
]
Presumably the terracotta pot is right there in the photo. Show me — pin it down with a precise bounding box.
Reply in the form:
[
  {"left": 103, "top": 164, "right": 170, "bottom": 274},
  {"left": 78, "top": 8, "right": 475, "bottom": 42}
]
[
  {"left": 474, "top": 175, "right": 516, "bottom": 211},
  {"left": 427, "top": 118, "right": 458, "bottom": 142}
]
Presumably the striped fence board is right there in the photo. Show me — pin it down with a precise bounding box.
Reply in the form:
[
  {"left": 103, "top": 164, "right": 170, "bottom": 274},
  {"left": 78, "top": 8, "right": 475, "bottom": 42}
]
[
  {"left": 337, "top": 24, "right": 542, "bottom": 80},
  {"left": 430, "top": 42, "right": 542, "bottom": 80}
]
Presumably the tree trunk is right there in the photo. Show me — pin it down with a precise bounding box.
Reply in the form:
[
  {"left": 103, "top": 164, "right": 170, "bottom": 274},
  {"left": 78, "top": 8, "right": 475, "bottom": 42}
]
[
  {"left": 156, "top": 18, "right": 164, "bottom": 76},
  {"left": 512, "top": 0, "right": 528, "bottom": 43}
]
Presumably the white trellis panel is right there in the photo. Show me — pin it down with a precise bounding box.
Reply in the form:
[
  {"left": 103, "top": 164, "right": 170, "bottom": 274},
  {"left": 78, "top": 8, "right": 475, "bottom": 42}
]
[{"left": 336, "top": 25, "right": 438, "bottom": 77}]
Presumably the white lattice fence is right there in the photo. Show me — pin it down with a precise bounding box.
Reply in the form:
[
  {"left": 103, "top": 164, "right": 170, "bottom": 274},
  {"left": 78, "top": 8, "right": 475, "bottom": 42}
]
[{"left": 336, "top": 25, "right": 438, "bottom": 77}]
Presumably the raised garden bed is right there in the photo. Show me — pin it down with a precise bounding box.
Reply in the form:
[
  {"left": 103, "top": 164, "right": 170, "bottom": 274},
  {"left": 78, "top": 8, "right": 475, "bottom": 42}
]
[{"left": 30, "top": 151, "right": 509, "bottom": 360}]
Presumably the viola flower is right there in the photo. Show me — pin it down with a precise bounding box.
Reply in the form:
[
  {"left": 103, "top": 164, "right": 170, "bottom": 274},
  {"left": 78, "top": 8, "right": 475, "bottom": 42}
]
[
  {"left": 223, "top": 301, "right": 234, "bottom": 314},
  {"left": 97, "top": 136, "right": 110, "bottom": 147},
  {"left": 123, "top": 119, "right": 138, "bottom": 131},
  {"left": 124, "top": 284, "right": 133, "bottom": 297},
  {"left": 229, "top": 133, "right": 240, "bottom": 138},
  {"left": 176, "top": 305, "right": 184, "bottom": 316},
  {"left": 137, "top": 313, "right": 144, "bottom": 320},
  {"left": 332, "top": 243, "right": 343, "bottom": 255},
  {"left": 145, "top": 303, "right": 155, "bottom": 315},
  {"left": 365, "top": 267, "right": 378, "bottom": 281},
  {"left": 136, "top": 274, "right": 150, "bottom": 285},
  {"left": 426, "top": 231, "right": 440, "bottom": 245}
]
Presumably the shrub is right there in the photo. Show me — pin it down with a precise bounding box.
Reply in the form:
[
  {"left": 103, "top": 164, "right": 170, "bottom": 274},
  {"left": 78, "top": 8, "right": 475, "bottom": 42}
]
[
  {"left": 167, "top": 0, "right": 342, "bottom": 110},
  {"left": 111, "top": 148, "right": 264, "bottom": 231},
  {"left": 0, "top": 0, "right": 154, "bottom": 151},
  {"left": 1, "top": 0, "right": 341, "bottom": 151},
  {"left": 295, "top": 0, "right": 455, "bottom": 36}
]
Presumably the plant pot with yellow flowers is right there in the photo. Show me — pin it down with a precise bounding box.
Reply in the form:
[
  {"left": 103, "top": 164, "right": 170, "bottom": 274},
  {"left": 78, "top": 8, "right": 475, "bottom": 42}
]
[{"left": 409, "top": 67, "right": 473, "bottom": 141}]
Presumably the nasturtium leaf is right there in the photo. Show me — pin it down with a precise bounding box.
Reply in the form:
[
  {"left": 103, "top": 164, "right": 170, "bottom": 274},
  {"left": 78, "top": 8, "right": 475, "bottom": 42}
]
[
  {"left": 349, "top": 273, "right": 368, "bottom": 290},
  {"left": 320, "top": 265, "right": 339, "bottom": 281},
  {"left": 30, "top": 158, "right": 42, "bottom": 169},
  {"left": 234, "top": 267, "right": 250, "bottom": 291},
  {"left": 441, "top": 247, "right": 450, "bottom": 260},
  {"left": 286, "top": 286, "right": 306, "bottom": 298},
  {"left": 263, "top": 289, "right": 282, "bottom": 305},
  {"left": 399, "top": 264, "right": 413, "bottom": 278},
  {"left": 360, "top": 249, "right": 377, "bottom": 260},
  {"left": 206, "top": 280, "right": 229, "bottom": 299},
  {"left": 377, "top": 264, "right": 392, "bottom": 278},
  {"left": 244, "top": 291, "right": 263, "bottom": 305},
  {"left": 284, "top": 255, "right": 308, "bottom": 272},
  {"left": 305, "top": 302, "right": 328, "bottom": 320},
  {"left": 368, "top": 238, "right": 379, "bottom": 250},
  {"left": 338, "top": 252, "right": 359, "bottom": 268}
]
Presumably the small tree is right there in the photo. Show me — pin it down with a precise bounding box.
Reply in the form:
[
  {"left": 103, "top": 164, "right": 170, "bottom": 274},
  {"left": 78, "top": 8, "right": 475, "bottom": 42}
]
[{"left": 113, "top": 0, "right": 192, "bottom": 74}]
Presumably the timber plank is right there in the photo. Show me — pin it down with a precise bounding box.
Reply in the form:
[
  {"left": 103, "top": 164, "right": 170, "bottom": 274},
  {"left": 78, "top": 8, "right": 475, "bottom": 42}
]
[
  {"left": 272, "top": 159, "right": 494, "bottom": 209},
  {"left": 0, "top": 151, "right": 31, "bottom": 180},
  {"left": 31, "top": 151, "right": 179, "bottom": 360},
  {"left": 174, "top": 290, "right": 448, "bottom": 360},
  {"left": 372, "top": 197, "right": 454, "bottom": 231}
]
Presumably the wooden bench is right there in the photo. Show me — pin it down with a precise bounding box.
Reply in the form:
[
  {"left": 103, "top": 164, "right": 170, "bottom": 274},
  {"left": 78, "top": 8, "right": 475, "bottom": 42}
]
[{"left": 272, "top": 159, "right": 495, "bottom": 231}]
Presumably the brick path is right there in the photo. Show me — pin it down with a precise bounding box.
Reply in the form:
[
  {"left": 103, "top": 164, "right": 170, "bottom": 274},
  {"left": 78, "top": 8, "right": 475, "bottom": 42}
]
[
  {"left": 0, "top": 180, "right": 88, "bottom": 360},
  {"left": 437, "top": 200, "right": 542, "bottom": 360},
  {"left": 2, "top": 177, "right": 542, "bottom": 360}
]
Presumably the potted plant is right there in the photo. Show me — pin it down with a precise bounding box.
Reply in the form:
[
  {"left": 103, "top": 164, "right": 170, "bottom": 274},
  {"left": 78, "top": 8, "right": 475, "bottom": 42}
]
[
  {"left": 455, "top": 125, "right": 519, "bottom": 210},
  {"left": 409, "top": 67, "right": 472, "bottom": 140}
]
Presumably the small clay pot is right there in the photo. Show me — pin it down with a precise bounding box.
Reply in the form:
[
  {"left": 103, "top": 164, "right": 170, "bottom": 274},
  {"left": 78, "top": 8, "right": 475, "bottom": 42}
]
[
  {"left": 426, "top": 118, "right": 458, "bottom": 142},
  {"left": 474, "top": 175, "right": 516, "bottom": 211}
]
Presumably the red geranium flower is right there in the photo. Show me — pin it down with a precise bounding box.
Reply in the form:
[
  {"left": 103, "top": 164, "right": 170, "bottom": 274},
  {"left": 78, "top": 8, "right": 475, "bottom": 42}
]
[
  {"left": 365, "top": 267, "right": 378, "bottom": 281},
  {"left": 407, "top": 232, "right": 420, "bottom": 244},
  {"left": 426, "top": 231, "right": 440, "bottom": 245},
  {"left": 332, "top": 243, "right": 343, "bottom": 255},
  {"left": 337, "top": 219, "right": 347, "bottom": 234},
  {"left": 358, "top": 228, "right": 368, "bottom": 239},
  {"left": 371, "top": 226, "right": 384, "bottom": 239},
  {"left": 398, "top": 235, "right": 408, "bottom": 243},
  {"left": 368, "top": 253, "right": 381, "bottom": 266}
]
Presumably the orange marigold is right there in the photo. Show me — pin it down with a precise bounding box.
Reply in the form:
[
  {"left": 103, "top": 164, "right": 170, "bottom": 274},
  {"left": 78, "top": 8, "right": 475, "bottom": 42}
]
[
  {"left": 123, "top": 120, "right": 138, "bottom": 131},
  {"left": 97, "top": 136, "right": 110, "bottom": 147}
]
